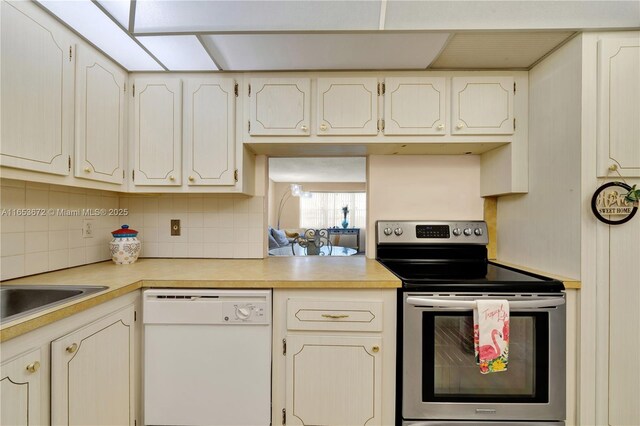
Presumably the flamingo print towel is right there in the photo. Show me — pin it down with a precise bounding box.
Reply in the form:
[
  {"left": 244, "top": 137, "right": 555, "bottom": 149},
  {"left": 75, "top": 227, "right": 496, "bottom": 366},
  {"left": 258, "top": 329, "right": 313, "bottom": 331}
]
[{"left": 473, "top": 299, "right": 509, "bottom": 374}]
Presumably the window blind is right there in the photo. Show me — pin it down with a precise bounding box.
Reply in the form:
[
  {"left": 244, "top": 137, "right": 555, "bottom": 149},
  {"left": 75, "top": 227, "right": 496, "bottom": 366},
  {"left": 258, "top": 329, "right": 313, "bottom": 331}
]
[{"left": 299, "top": 192, "right": 366, "bottom": 229}]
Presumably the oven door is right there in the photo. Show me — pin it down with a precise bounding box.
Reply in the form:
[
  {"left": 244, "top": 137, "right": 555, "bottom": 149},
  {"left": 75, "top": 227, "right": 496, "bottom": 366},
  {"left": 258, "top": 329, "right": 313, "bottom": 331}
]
[{"left": 402, "top": 293, "right": 566, "bottom": 422}]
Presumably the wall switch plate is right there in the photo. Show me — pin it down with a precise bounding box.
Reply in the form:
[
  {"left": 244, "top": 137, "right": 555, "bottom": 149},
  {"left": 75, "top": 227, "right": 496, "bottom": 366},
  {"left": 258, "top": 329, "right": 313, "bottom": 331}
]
[
  {"left": 82, "top": 219, "right": 94, "bottom": 238},
  {"left": 171, "top": 219, "right": 181, "bottom": 236}
]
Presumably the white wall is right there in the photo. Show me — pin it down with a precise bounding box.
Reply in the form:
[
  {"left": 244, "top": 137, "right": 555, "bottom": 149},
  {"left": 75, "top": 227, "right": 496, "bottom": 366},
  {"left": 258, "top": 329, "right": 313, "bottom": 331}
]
[
  {"left": 496, "top": 37, "right": 583, "bottom": 279},
  {"left": 119, "top": 194, "right": 265, "bottom": 259},
  {"left": 0, "top": 179, "right": 118, "bottom": 280},
  {"left": 366, "top": 155, "right": 484, "bottom": 256}
]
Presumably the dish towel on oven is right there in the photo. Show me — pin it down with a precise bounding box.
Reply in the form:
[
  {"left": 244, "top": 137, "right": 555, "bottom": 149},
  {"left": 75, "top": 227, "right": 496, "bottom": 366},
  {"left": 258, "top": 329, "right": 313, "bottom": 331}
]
[{"left": 474, "top": 299, "right": 509, "bottom": 374}]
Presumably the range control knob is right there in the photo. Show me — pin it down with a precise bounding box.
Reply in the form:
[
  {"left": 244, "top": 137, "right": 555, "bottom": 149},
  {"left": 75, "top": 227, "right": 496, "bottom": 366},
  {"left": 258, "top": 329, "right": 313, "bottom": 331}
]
[
  {"left": 394, "top": 228, "right": 403, "bottom": 236},
  {"left": 452, "top": 228, "right": 462, "bottom": 236},
  {"left": 383, "top": 227, "right": 393, "bottom": 236},
  {"left": 463, "top": 228, "right": 473, "bottom": 236},
  {"left": 235, "top": 305, "right": 253, "bottom": 320},
  {"left": 474, "top": 228, "right": 484, "bottom": 236}
]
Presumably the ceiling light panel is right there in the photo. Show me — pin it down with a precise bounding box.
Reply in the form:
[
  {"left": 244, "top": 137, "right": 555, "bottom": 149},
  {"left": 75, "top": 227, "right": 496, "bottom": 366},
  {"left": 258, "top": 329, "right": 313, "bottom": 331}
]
[
  {"left": 134, "top": 0, "right": 381, "bottom": 33},
  {"left": 201, "top": 33, "right": 450, "bottom": 70},
  {"left": 430, "top": 32, "right": 575, "bottom": 69},
  {"left": 37, "top": 0, "right": 162, "bottom": 70},
  {"left": 385, "top": 0, "right": 640, "bottom": 30},
  {"left": 96, "top": 0, "right": 130, "bottom": 29},
  {"left": 138, "top": 36, "right": 218, "bottom": 71}
]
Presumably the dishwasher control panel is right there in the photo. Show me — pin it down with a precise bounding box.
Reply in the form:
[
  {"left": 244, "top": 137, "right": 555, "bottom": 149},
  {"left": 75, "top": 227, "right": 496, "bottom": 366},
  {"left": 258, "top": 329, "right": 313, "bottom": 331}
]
[{"left": 223, "top": 302, "right": 267, "bottom": 323}]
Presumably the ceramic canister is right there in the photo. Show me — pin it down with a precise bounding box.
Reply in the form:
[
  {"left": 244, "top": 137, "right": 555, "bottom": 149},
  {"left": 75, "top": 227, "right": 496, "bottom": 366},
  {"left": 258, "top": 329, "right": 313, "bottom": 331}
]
[{"left": 110, "top": 225, "right": 141, "bottom": 265}]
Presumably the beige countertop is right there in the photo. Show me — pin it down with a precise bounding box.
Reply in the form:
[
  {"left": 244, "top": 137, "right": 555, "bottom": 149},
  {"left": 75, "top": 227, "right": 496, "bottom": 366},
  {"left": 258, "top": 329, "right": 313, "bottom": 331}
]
[{"left": 0, "top": 257, "right": 401, "bottom": 342}]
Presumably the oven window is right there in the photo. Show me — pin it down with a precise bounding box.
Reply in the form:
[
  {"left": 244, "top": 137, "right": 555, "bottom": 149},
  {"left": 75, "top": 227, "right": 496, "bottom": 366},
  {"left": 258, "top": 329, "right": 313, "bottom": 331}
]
[{"left": 422, "top": 312, "right": 549, "bottom": 403}]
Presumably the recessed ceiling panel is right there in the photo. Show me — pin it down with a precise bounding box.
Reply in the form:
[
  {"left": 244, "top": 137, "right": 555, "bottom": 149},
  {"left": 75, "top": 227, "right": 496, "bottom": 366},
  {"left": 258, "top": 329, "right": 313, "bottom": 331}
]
[
  {"left": 138, "top": 36, "right": 218, "bottom": 71},
  {"left": 385, "top": 0, "right": 640, "bottom": 30},
  {"left": 37, "top": 0, "right": 162, "bottom": 70},
  {"left": 134, "top": 1, "right": 381, "bottom": 33},
  {"left": 431, "top": 32, "right": 575, "bottom": 69},
  {"left": 97, "top": 0, "right": 130, "bottom": 29},
  {"left": 201, "top": 33, "right": 450, "bottom": 70},
  {"left": 269, "top": 158, "right": 366, "bottom": 183}
]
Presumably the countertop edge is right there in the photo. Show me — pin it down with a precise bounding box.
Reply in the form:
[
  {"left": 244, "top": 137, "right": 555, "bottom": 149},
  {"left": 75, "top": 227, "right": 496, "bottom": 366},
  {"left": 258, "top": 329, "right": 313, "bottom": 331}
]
[{"left": 1, "top": 275, "right": 401, "bottom": 342}]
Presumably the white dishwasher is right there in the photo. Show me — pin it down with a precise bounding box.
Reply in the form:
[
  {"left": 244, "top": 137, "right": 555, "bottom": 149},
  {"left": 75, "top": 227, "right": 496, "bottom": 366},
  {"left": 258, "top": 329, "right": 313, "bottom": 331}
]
[{"left": 143, "top": 289, "right": 271, "bottom": 426}]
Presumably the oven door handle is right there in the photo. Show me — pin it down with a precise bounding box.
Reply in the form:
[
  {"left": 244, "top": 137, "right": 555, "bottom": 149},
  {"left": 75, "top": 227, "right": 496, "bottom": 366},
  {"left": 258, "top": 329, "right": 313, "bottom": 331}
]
[{"left": 406, "top": 296, "right": 565, "bottom": 309}]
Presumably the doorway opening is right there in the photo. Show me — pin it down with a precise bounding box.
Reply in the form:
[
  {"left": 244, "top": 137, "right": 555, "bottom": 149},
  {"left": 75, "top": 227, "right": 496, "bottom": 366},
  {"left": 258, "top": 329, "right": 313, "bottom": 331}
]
[{"left": 267, "top": 157, "right": 366, "bottom": 257}]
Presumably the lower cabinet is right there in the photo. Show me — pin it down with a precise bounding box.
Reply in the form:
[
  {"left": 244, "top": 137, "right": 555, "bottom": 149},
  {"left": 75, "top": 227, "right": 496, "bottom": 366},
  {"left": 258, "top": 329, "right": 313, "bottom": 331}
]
[
  {"left": 0, "top": 292, "right": 139, "bottom": 426},
  {"left": 0, "top": 348, "right": 42, "bottom": 426},
  {"left": 286, "top": 334, "right": 382, "bottom": 426},
  {"left": 51, "top": 305, "right": 135, "bottom": 426},
  {"left": 273, "top": 289, "right": 396, "bottom": 426}
]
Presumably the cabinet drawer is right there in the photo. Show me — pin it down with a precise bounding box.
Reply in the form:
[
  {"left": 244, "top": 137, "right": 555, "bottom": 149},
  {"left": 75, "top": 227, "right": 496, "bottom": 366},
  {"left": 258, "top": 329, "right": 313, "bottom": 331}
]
[{"left": 287, "top": 299, "right": 382, "bottom": 332}]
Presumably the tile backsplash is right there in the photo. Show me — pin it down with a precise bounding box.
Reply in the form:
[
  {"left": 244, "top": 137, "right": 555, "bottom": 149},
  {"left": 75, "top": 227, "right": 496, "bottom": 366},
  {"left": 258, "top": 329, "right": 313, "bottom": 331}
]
[
  {"left": 1, "top": 179, "right": 266, "bottom": 281},
  {"left": 119, "top": 194, "right": 265, "bottom": 260},
  {"left": 1, "top": 179, "right": 119, "bottom": 280}
]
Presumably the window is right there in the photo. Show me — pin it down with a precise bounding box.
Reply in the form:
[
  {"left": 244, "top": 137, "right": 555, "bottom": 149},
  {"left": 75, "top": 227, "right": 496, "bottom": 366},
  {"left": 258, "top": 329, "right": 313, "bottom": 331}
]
[{"left": 299, "top": 192, "right": 366, "bottom": 229}]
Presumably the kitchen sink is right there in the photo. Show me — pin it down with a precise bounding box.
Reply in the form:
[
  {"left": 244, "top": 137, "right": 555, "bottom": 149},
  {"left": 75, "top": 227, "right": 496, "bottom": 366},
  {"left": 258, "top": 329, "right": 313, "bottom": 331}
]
[{"left": 0, "top": 285, "right": 108, "bottom": 324}]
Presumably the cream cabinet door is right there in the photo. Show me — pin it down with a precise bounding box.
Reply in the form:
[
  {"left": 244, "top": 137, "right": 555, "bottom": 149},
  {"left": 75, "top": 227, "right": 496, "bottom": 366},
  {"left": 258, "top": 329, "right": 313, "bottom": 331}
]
[
  {"left": 75, "top": 45, "right": 126, "bottom": 184},
  {"left": 451, "top": 76, "right": 514, "bottom": 135},
  {"left": 133, "top": 78, "right": 182, "bottom": 186},
  {"left": 184, "top": 78, "right": 236, "bottom": 186},
  {"left": 0, "top": 1, "right": 73, "bottom": 175},
  {"left": 1, "top": 348, "right": 42, "bottom": 426},
  {"left": 51, "top": 305, "right": 135, "bottom": 426},
  {"left": 597, "top": 37, "right": 640, "bottom": 177},
  {"left": 317, "top": 78, "right": 378, "bottom": 135},
  {"left": 384, "top": 77, "right": 446, "bottom": 135},
  {"left": 249, "top": 78, "right": 311, "bottom": 136},
  {"left": 286, "top": 334, "right": 382, "bottom": 426}
]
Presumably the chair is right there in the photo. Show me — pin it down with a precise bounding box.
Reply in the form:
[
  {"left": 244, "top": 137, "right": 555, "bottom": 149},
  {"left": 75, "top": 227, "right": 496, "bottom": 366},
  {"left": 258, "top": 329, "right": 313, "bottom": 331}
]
[{"left": 292, "top": 229, "right": 332, "bottom": 256}]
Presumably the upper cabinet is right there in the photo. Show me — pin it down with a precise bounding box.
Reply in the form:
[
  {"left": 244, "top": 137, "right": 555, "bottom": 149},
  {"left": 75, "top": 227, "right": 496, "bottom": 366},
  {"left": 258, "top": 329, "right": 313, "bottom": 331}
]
[
  {"left": 75, "top": 45, "right": 126, "bottom": 185},
  {"left": 249, "top": 78, "right": 310, "bottom": 136},
  {"left": 451, "top": 76, "right": 514, "bottom": 135},
  {"left": 384, "top": 77, "right": 446, "bottom": 135},
  {"left": 317, "top": 78, "right": 379, "bottom": 135},
  {"left": 184, "top": 78, "right": 236, "bottom": 186},
  {"left": 0, "top": 1, "right": 73, "bottom": 176},
  {"left": 597, "top": 37, "right": 640, "bottom": 177},
  {"left": 133, "top": 78, "right": 182, "bottom": 186}
]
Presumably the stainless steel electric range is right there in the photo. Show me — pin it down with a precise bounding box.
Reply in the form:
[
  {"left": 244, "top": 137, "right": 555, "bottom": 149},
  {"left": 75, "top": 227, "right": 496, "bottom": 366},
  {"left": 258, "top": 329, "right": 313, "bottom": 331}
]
[{"left": 376, "top": 221, "right": 566, "bottom": 426}]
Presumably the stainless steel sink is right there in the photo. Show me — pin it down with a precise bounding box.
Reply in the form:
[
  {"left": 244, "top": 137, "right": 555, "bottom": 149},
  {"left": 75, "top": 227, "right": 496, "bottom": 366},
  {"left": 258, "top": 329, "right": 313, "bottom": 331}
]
[{"left": 0, "top": 285, "right": 108, "bottom": 324}]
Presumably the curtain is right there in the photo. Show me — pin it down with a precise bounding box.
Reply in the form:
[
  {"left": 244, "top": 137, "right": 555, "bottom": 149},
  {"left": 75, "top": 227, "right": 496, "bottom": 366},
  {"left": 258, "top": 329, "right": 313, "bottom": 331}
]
[{"left": 299, "top": 192, "right": 366, "bottom": 229}]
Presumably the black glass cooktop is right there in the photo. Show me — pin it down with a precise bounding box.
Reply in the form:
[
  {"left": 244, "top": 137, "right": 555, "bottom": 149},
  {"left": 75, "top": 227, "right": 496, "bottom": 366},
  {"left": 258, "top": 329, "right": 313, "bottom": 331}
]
[{"left": 377, "top": 259, "right": 564, "bottom": 293}]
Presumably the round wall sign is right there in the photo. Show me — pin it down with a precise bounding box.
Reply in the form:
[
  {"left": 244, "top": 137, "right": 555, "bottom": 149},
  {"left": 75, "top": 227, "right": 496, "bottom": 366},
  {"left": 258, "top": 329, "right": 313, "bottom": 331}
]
[{"left": 591, "top": 181, "right": 638, "bottom": 225}]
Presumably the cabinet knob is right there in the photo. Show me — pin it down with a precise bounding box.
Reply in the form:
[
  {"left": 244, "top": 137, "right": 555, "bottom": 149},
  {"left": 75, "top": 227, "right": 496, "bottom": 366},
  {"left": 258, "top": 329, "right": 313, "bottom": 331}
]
[
  {"left": 169, "top": 175, "right": 175, "bottom": 181},
  {"left": 300, "top": 125, "right": 308, "bottom": 132},
  {"left": 66, "top": 343, "right": 78, "bottom": 354},
  {"left": 437, "top": 123, "right": 444, "bottom": 130},
  {"left": 319, "top": 123, "right": 328, "bottom": 131},
  {"left": 456, "top": 122, "right": 464, "bottom": 129},
  {"left": 608, "top": 164, "right": 618, "bottom": 172},
  {"left": 84, "top": 167, "right": 91, "bottom": 173},
  {"left": 26, "top": 361, "right": 40, "bottom": 373},
  {"left": 372, "top": 346, "right": 380, "bottom": 353},
  {"left": 188, "top": 176, "right": 195, "bottom": 182}
]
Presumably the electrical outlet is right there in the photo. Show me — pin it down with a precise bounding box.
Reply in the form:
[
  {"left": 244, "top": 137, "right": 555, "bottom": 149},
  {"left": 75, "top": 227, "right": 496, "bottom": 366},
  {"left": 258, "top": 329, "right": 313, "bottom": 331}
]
[
  {"left": 171, "top": 219, "right": 181, "bottom": 236},
  {"left": 82, "top": 219, "right": 94, "bottom": 238}
]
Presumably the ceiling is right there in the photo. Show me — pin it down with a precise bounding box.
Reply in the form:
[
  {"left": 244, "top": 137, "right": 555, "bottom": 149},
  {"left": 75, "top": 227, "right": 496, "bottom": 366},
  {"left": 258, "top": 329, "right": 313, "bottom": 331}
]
[
  {"left": 269, "top": 158, "right": 366, "bottom": 183},
  {"left": 35, "top": 1, "right": 639, "bottom": 72}
]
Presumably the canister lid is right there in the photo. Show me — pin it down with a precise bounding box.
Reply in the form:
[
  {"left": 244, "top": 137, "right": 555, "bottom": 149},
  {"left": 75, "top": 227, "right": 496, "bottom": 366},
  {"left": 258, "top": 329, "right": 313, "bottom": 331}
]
[{"left": 112, "top": 225, "right": 138, "bottom": 238}]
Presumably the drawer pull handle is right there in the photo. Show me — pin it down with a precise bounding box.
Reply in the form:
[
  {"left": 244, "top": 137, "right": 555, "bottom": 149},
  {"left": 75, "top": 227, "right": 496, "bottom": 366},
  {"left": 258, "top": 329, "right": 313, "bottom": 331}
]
[
  {"left": 26, "top": 361, "right": 40, "bottom": 373},
  {"left": 321, "top": 314, "right": 349, "bottom": 319},
  {"left": 66, "top": 343, "right": 78, "bottom": 354},
  {"left": 371, "top": 346, "right": 380, "bottom": 353}
]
